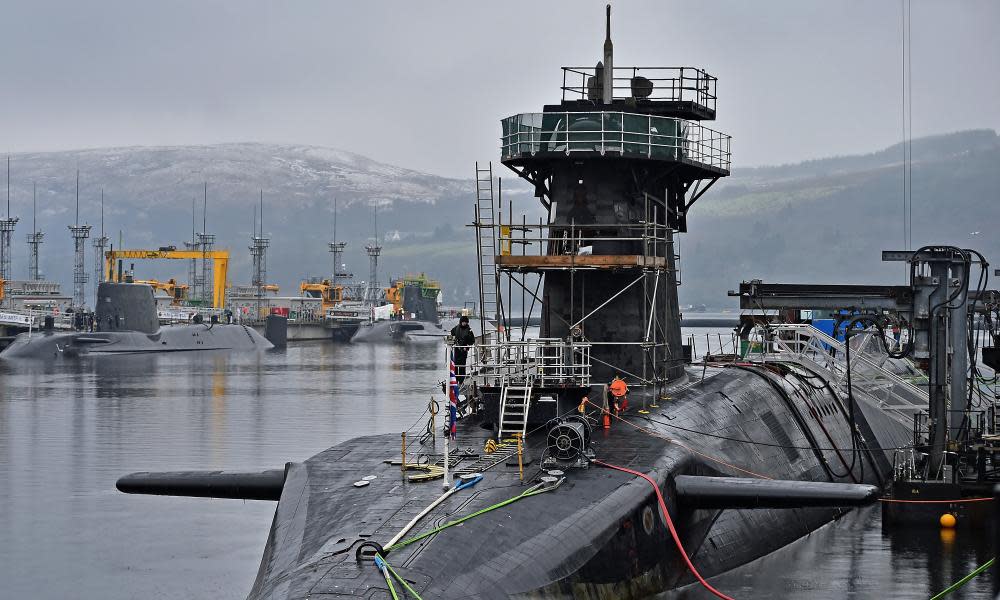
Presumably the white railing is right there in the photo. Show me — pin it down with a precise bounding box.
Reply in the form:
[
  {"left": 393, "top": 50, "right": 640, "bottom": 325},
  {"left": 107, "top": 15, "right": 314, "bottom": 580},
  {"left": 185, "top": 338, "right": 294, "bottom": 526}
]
[
  {"left": 560, "top": 66, "right": 718, "bottom": 111},
  {"left": 0, "top": 307, "right": 75, "bottom": 329},
  {"left": 473, "top": 338, "right": 591, "bottom": 387},
  {"left": 743, "top": 323, "right": 927, "bottom": 418},
  {"left": 501, "top": 111, "right": 731, "bottom": 172}
]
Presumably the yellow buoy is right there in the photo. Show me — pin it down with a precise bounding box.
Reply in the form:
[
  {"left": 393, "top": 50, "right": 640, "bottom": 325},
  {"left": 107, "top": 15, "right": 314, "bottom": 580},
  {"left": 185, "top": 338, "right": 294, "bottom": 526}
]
[{"left": 939, "top": 513, "right": 957, "bottom": 528}]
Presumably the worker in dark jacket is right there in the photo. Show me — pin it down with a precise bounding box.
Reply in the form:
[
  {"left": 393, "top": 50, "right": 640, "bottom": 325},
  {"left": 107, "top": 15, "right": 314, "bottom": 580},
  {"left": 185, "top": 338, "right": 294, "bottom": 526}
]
[{"left": 450, "top": 315, "right": 476, "bottom": 383}]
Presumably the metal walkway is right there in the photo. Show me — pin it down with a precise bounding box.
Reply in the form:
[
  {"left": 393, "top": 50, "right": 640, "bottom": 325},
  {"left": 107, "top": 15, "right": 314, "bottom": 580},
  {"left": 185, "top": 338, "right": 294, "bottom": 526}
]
[{"left": 744, "top": 323, "right": 927, "bottom": 422}]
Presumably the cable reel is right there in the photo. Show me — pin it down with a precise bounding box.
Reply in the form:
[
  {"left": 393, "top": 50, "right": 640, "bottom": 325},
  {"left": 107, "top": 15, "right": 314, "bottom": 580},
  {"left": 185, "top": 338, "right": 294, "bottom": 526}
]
[{"left": 546, "top": 416, "right": 593, "bottom": 464}]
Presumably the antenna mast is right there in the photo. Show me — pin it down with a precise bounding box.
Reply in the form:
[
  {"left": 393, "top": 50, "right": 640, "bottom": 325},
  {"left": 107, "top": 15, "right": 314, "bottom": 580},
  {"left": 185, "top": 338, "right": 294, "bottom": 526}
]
[
  {"left": 602, "top": 4, "right": 613, "bottom": 104},
  {"left": 68, "top": 169, "right": 92, "bottom": 309},
  {"left": 328, "top": 197, "right": 346, "bottom": 287},
  {"left": 196, "top": 183, "right": 215, "bottom": 304},
  {"left": 364, "top": 200, "right": 382, "bottom": 305},
  {"left": 92, "top": 188, "right": 109, "bottom": 291},
  {"left": 27, "top": 181, "right": 43, "bottom": 281},
  {"left": 249, "top": 190, "right": 270, "bottom": 316},
  {"left": 0, "top": 156, "right": 19, "bottom": 287}
]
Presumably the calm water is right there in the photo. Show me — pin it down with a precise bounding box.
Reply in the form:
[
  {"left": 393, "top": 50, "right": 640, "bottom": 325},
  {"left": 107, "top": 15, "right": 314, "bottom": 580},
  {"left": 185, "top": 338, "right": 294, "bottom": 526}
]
[{"left": 0, "top": 335, "right": 993, "bottom": 599}]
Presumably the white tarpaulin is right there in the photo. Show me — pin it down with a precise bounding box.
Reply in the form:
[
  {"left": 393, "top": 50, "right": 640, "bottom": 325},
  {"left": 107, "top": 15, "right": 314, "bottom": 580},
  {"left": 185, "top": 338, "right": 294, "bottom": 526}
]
[
  {"left": 158, "top": 309, "right": 194, "bottom": 321},
  {"left": 0, "top": 312, "right": 35, "bottom": 326},
  {"left": 372, "top": 304, "right": 394, "bottom": 321}
]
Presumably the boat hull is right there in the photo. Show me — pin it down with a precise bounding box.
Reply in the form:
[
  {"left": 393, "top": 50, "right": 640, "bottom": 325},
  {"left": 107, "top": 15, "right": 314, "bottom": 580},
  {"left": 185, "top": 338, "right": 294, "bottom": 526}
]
[
  {"left": 245, "top": 364, "right": 909, "bottom": 599},
  {"left": 0, "top": 323, "right": 273, "bottom": 359}
]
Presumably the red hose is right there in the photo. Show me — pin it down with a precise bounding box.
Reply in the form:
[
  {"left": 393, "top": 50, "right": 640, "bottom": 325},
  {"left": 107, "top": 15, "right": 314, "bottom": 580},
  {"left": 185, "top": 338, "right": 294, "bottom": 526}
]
[{"left": 593, "top": 459, "right": 735, "bottom": 600}]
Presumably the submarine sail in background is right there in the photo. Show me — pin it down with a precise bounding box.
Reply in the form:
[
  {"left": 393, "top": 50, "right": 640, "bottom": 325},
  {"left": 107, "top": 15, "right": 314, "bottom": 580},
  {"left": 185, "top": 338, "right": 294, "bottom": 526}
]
[
  {"left": 117, "top": 7, "right": 921, "bottom": 599},
  {"left": 1, "top": 281, "right": 272, "bottom": 358}
]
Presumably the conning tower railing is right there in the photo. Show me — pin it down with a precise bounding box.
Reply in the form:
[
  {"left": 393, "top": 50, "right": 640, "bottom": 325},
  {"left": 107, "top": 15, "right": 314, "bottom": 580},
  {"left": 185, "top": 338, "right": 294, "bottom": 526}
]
[
  {"left": 501, "top": 112, "right": 731, "bottom": 173},
  {"left": 475, "top": 338, "right": 591, "bottom": 388},
  {"left": 561, "top": 66, "right": 718, "bottom": 112}
]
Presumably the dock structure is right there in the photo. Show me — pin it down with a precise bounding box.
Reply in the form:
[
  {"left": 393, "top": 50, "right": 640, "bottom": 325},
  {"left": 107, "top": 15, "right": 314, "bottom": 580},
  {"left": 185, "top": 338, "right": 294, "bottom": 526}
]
[
  {"left": 68, "top": 170, "right": 91, "bottom": 309},
  {"left": 735, "top": 248, "right": 1000, "bottom": 503}
]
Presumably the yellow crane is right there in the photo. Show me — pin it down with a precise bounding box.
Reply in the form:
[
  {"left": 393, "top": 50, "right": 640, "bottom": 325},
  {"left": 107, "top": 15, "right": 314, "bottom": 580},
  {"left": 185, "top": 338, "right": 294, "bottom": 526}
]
[
  {"left": 134, "top": 278, "right": 189, "bottom": 305},
  {"left": 104, "top": 249, "right": 230, "bottom": 309},
  {"left": 299, "top": 279, "right": 343, "bottom": 310}
]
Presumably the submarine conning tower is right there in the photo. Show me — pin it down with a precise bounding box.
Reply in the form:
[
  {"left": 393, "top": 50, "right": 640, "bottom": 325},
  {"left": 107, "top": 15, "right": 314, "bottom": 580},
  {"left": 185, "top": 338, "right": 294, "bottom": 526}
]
[
  {"left": 496, "top": 5, "right": 731, "bottom": 387},
  {"left": 94, "top": 281, "right": 159, "bottom": 334}
]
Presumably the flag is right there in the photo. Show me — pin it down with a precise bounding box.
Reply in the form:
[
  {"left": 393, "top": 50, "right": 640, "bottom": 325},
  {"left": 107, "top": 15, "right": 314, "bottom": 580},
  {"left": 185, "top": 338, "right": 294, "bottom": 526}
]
[{"left": 448, "top": 351, "right": 460, "bottom": 440}]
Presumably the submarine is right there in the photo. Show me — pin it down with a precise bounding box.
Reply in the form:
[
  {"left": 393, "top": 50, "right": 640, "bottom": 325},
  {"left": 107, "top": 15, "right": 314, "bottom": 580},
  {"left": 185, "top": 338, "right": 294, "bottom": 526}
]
[
  {"left": 352, "top": 275, "right": 445, "bottom": 344},
  {"left": 117, "top": 8, "right": 924, "bottom": 599},
  {"left": 1, "top": 281, "right": 273, "bottom": 359}
]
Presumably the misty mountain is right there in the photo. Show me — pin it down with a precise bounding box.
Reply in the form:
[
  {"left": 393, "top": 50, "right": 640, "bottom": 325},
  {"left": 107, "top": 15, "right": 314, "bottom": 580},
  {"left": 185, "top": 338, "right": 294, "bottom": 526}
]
[{"left": 2, "top": 130, "right": 997, "bottom": 308}]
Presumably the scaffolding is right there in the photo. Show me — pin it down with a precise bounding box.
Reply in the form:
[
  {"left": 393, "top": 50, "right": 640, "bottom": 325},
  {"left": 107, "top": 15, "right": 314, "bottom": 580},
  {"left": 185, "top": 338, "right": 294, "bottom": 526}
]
[{"left": 476, "top": 187, "right": 681, "bottom": 392}]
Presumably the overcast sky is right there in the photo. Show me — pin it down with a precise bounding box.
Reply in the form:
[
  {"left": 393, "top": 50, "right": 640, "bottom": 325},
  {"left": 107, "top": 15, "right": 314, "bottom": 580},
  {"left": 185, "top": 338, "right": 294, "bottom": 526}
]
[{"left": 1, "top": 0, "right": 998, "bottom": 178}]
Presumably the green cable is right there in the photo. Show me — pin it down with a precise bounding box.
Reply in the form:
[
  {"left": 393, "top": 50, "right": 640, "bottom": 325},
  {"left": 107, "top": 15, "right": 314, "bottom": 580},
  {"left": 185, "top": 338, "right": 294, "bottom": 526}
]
[
  {"left": 385, "top": 484, "right": 546, "bottom": 552},
  {"left": 382, "top": 566, "right": 400, "bottom": 600},
  {"left": 929, "top": 557, "right": 995, "bottom": 600},
  {"left": 383, "top": 559, "right": 424, "bottom": 600}
]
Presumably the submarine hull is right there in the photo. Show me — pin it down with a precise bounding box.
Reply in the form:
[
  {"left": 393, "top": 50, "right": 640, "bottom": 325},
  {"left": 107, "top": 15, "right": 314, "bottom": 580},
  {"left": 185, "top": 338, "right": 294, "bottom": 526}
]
[
  {"left": 0, "top": 323, "right": 273, "bottom": 359},
  {"left": 350, "top": 319, "right": 444, "bottom": 344},
  {"left": 242, "top": 363, "right": 912, "bottom": 599}
]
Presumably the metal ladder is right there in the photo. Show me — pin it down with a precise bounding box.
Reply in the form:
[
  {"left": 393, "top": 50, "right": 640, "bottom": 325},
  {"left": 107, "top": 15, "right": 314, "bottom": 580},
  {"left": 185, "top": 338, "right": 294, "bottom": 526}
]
[
  {"left": 474, "top": 162, "right": 499, "bottom": 341},
  {"left": 454, "top": 446, "right": 518, "bottom": 477},
  {"left": 498, "top": 377, "right": 534, "bottom": 441}
]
